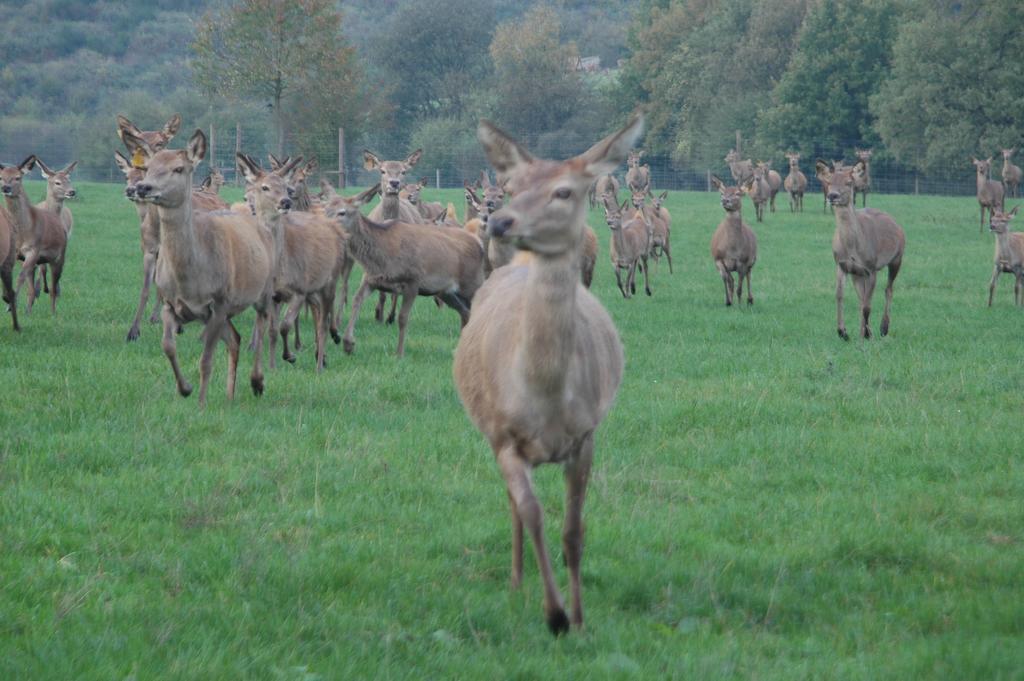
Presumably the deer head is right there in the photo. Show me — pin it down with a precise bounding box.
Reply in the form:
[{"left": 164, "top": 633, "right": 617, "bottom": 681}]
[
  {"left": 973, "top": 157, "right": 994, "bottom": 178},
  {"left": 479, "top": 113, "right": 644, "bottom": 257},
  {"left": 0, "top": 156, "right": 37, "bottom": 199},
  {"left": 36, "top": 158, "right": 78, "bottom": 200},
  {"left": 711, "top": 175, "right": 743, "bottom": 212},
  {"left": 322, "top": 184, "right": 382, "bottom": 233},
  {"left": 816, "top": 159, "right": 862, "bottom": 207},
  {"left": 364, "top": 149, "right": 421, "bottom": 197},
  {"left": 116, "top": 114, "right": 181, "bottom": 155},
  {"left": 627, "top": 149, "right": 644, "bottom": 168},
  {"left": 480, "top": 170, "right": 507, "bottom": 213},
  {"left": 236, "top": 153, "right": 294, "bottom": 215},
  {"left": 988, "top": 205, "right": 1021, "bottom": 235},
  {"left": 133, "top": 129, "right": 207, "bottom": 207}
]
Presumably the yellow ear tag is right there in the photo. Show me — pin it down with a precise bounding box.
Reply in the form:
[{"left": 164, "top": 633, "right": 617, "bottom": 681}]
[{"left": 131, "top": 149, "right": 146, "bottom": 168}]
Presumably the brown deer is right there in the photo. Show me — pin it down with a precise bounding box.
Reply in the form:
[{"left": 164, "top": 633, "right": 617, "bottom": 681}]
[
  {"left": 321, "top": 185, "right": 485, "bottom": 358},
  {"left": 0, "top": 203, "right": 19, "bottom": 331},
  {"left": 589, "top": 173, "right": 620, "bottom": 208},
  {"left": 725, "top": 149, "right": 753, "bottom": 186},
  {"left": 648, "top": 190, "right": 673, "bottom": 273},
  {"left": 974, "top": 157, "right": 1005, "bottom": 233},
  {"left": 784, "top": 153, "right": 806, "bottom": 212},
  {"left": 197, "top": 166, "right": 226, "bottom": 195},
  {"left": 452, "top": 114, "right": 642, "bottom": 635},
  {"left": 817, "top": 160, "right": 905, "bottom": 340},
  {"left": 32, "top": 158, "right": 77, "bottom": 296},
  {"left": 744, "top": 165, "right": 771, "bottom": 223},
  {"left": 816, "top": 159, "right": 844, "bottom": 213},
  {"left": 625, "top": 149, "right": 650, "bottom": 194},
  {"left": 237, "top": 154, "right": 346, "bottom": 371},
  {"left": 986, "top": 206, "right": 1024, "bottom": 306},
  {"left": 116, "top": 113, "right": 181, "bottom": 157},
  {"left": 710, "top": 175, "right": 757, "bottom": 306},
  {"left": 401, "top": 178, "right": 446, "bottom": 221},
  {"left": 1001, "top": 149, "right": 1021, "bottom": 199},
  {"left": 603, "top": 195, "right": 652, "bottom": 298},
  {"left": 1, "top": 157, "right": 68, "bottom": 314},
  {"left": 852, "top": 148, "right": 872, "bottom": 206},
  {"left": 758, "top": 161, "right": 782, "bottom": 213},
  {"left": 131, "top": 129, "right": 275, "bottom": 406}
]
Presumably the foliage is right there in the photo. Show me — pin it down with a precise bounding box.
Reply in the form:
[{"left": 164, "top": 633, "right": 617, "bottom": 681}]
[{"left": 871, "top": 0, "right": 1024, "bottom": 176}]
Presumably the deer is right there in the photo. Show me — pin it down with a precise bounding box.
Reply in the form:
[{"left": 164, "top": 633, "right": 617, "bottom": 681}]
[
  {"left": 401, "top": 177, "right": 446, "bottom": 222},
  {"left": 816, "top": 159, "right": 844, "bottom": 213},
  {"left": 625, "top": 149, "right": 650, "bottom": 195},
  {"left": 974, "top": 157, "right": 1005, "bottom": 234},
  {"left": 363, "top": 149, "right": 429, "bottom": 324},
  {"left": 1001, "top": 149, "right": 1021, "bottom": 199},
  {"left": 31, "top": 158, "right": 77, "bottom": 297},
  {"left": 758, "top": 161, "right": 782, "bottom": 213},
  {"left": 817, "top": 160, "right": 905, "bottom": 340},
  {"left": 852, "top": 148, "right": 872, "bottom": 206},
  {"left": 288, "top": 158, "right": 319, "bottom": 211},
  {"left": 321, "top": 184, "right": 485, "bottom": 358},
  {"left": 744, "top": 165, "right": 771, "bottom": 223},
  {"left": 1, "top": 157, "right": 68, "bottom": 315},
  {"left": 725, "top": 149, "right": 754, "bottom": 186},
  {"left": 197, "top": 166, "right": 225, "bottom": 195},
  {"left": 648, "top": 190, "right": 673, "bottom": 273},
  {"left": 986, "top": 206, "right": 1024, "bottom": 306},
  {"left": 116, "top": 113, "right": 181, "bottom": 158},
  {"left": 603, "top": 195, "right": 652, "bottom": 298},
  {"left": 452, "top": 113, "right": 643, "bottom": 635},
  {"left": 130, "top": 129, "right": 275, "bottom": 406},
  {"left": 710, "top": 175, "right": 757, "bottom": 306},
  {"left": 237, "top": 154, "right": 347, "bottom": 371},
  {"left": 589, "top": 173, "right": 620, "bottom": 208},
  {"left": 0, "top": 203, "right": 19, "bottom": 331},
  {"left": 784, "top": 153, "right": 807, "bottom": 212}
]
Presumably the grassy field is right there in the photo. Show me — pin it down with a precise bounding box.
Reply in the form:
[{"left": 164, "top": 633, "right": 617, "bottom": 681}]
[{"left": 2, "top": 180, "right": 1023, "bottom": 680}]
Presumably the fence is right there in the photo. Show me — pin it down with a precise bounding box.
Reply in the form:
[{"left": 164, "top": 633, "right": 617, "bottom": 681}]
[{"left": 0, "top": 123, "right": 1012, "bottom": 199}]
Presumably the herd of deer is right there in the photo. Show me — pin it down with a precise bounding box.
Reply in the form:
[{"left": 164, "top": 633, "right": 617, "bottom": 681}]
[{"left": 4, "top": 109, "right": 1024, "bottom": 634}]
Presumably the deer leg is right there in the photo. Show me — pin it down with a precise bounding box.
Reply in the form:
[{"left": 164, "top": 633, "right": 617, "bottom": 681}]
[
  {"left": 836, "top": 266, "right": 849, "bottom": 340},
  {"left": 196, "top": 310, "right": 228, "bottom": 407},
  {"left": 1016, "top": 272, "right": 1023, "bottom": 307},
  {"left": 250, "top": 303, "right": 270, "bottom": 397},
  {"left": 988, "top": 265, "right": 1001, "bottom": 307},
  {"left": 855, "top": 272, "right": 877, "bottom": 339},
  {"left": 394, "top": 289, "right": 417, "bottom": 358},
  {"left": 310, "top": 296, "right": 327, "bottom": 372},
  {"left": 438, "top": 291, "right": 470, "bottom": 326},
  {"left": 386, "top": 291, "right": 398, "bottom": 325},
  {"left": 628, "top": 262, "right": 638, "bottom": 296},
  {"left": 716, "top": 261, "right": 733, "bottom": 306},
  {"left": 980, "top": 204, "right": 986, "bottom": 233},
  {"left": 614, "top": 265, "right": 628, "bottom": 298},
  {"left": 279, "top": 296, "right": 302, "bottom": 365},
  {"left": 127, "top": 252, "right": 157, "bottom": 341},
  {"left": 642, "top": 256, "right": 652, "bottom": 296},
  {"left": 881, "top": 261, "right": 900, "bottom": 336},
  {"left": 343, "top": 276, "right": 373, "bottom": 355},
  {"left": 664, "top": 238, "right": 673, "bottom": 274},
  {"left": 48, "top": 260, "right": 63, "bottom": 314},
  {"left": 221, "top": 318, "right": 241, "bottom": 400},
  {"left": 746, "top": 269, "right": 754, "bottom": 306},
  {"left": 293, "top": 303, "right": 303, "bottom": 351},
  {"left": 1, "top": 264, "right": 19, "bottom": 331},
  {"left": 563, "top": 435, "right": 594, "bottom": 629},
  {"left": 332, "top": 259, "right": 352, "bottom": 344},
  {"left": 161, "top": 305, "right": 192, "bottom": 398},
  {"left": 374, "top": 291, "right": 388, "bottom": 323},
  {"left": 15, "top": 250, "right": 40, "bottom": 313},
  {"left": 505, "top": 489, "right": 524, "bottom": 589},
  {"left": 496, "top": 444, "right": 568, "bottom": 636}
]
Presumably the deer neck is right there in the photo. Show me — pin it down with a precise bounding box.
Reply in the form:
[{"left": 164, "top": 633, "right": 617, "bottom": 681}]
[
  {"left": 724, "top": 209, "right": 744, "bottom": 231},
  {"left": 43, "top": 187, "right": 64, "bottom": 215},
  {"left": 380, "top": 191, "right": 400, "bottom": 220},
  {"left": 293, "top": 185, "right": 312, "bottom": 211},
  {"left": 516, "top": 248, "right": 580, "bottom": 396},
  {"left": 347, "top": 215, "right": 391, "bottom": 273},
  {"left": 4, "top": 188, "right": 35, "bottom": 238},
  {"left": 994, "top": 229, "right": 1014, "bottom": 264},
  {"left": 834, "top": 202, "right": 870, "bottom": 255},
  {"left": 155, "top": 195, "right": 200, "bottom": 277},
  {"left": 255, "top": 206, "right": 286, "bottom": 269},
  {"left": 977, "top": 172, "right": 988, "bottom": 192}
]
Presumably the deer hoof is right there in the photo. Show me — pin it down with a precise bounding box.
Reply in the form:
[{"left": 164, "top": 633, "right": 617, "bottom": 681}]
[
  {"left": 283, "top": 353, "right": 297, "bottom": 365},
  {"left": 179, "top": 383, "right": 193, "bottom": 398},
  {"left": 126, "top": 327, "right": 140, "bottom": 342},
  {"left": 546, "top": 608, "right": 571, "bottom": 636},
  {"left": 880, "top": 320, "right": 889, "bottom": 336},
  {"left": 330, "top": 329, "right": 341, "bottom": 344},
  {"left": 838, "top": 328, "right": 850, "bottom": 341},
  {"left": 343, "top": 339, "right": 355, "bottom": 355},
  {"left": 251, "top": 376, "right": 264, "bottom": 396},
  {"left": 863, "top": 327, "right": 872, "bottom": 340}
]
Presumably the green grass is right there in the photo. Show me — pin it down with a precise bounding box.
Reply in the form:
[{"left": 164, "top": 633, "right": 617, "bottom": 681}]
[{"left": 1, "top": 181, "right": 1022, "bottom": 680}]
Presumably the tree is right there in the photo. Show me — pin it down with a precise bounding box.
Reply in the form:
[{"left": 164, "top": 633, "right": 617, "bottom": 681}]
[
  {"left": 487, "top": 4, "right": 583, "bottom": 135},
  {"left": 192, "top": 0, "right": 365, "bottom": 156},
  {"left": 871, "top": 0, "right": 1024, "bottom": 175},
  {"left": 757, "top": 0, "right": 903, "bottom": 158}
]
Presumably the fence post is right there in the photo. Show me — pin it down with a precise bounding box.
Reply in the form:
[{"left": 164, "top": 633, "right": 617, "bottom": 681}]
[
  {"left": 234, "top": 123, "right": 242, "bottom": 186},
  {"left": 707, "top": 169, "right": 712, "bottom": 192},
  {"left": 735, "top": 130, "right": 741, "bottom": 154},
  {"left": 209, "top": 123, "right": 216, "bottom": 172},
  {"left": 915, "top": 174, "right": 919, "bottom": 195},
  {"left": 436, "top": 169, "right": 441, "bottom": 189},
  {"left": 338, "top": 127, "right": 346, "bottom": 188}
]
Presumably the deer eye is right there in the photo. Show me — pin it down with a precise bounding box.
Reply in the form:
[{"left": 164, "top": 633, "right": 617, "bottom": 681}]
[
  {"left": 262, "top": 185, "right": 270, "bottom": 191},
  {"left": 173, "top": 167, "right": 184, "bottom": 174},
  {"left": 552, "top": 187, "right": 571, "bottom": 200}
]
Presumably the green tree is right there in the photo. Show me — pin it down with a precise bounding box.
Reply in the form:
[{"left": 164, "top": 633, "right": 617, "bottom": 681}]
[
  {"left": 192, "top": 0, "right": 365, "bottom": 155},
  {"left": 757, "top": 0, "right": 903, "bottom": 157},
  {"left": 871, "top": 0, "right": 1024, "bottom": 175},
  {"left": 488, "top": 4, "right": 583, "bottom": 135}
]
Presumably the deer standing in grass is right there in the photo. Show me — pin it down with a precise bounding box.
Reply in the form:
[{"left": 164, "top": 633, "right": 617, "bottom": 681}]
[
  {"left": 974, "top": 157, "right": 1005, "bottom": 234},
  {"left": 625, "top": 149, "right": 650, "bottom": 194},
  {"left": 1, "top": 157, "right": 68, "bottom": 315},
  {"left": 710, "top": 175, "right": 757, "bottom": 306},
  {"left": 817, "top": 160, "right": 905, "bottom": 340},
  {"left": 589, "top": 173, "right": 620, "bottom": 208},
  {"left": 852, "top": 149, "right": 872, "bottom": 206},
  {"left": 817, "top": 159, "right": 844, "bottom": 213},
  {"left": 32, "top": 158, "right": 77, "bottom": 296},
  {"left": 744, "top": 165, "right": 771, "bottom": 223},
  {"left": 0, "top": 203, "right": 18, "bottom": 331},
  {"left": 758, "top": 161, "right": 782, "bottom": 213},
  {"left": 726, "top": 149, "right": 753, "bottom": 186},
  {"left": 603, "top": 195, "right": 652, "bottom": 298},
  {"left": 648, "top": 190, "right": 673, "bottom": 273},
  {"left": 1001, "top": 149, "right": 1021, "bottom": 199},
  {"left": 784, "top": 153, "right": 806, "bottom": 212},
  {"left": 401, "top": 178, "right": 446, "bottom": 222},
  {"left": 131, "top": 129, "right": 275, "bottom": 406},
  {"left": 453, "top": 114, "right": 642, "bottom": 635},
  {"left": 986, "top": 206, "right": 1024, "bottom": 307}
]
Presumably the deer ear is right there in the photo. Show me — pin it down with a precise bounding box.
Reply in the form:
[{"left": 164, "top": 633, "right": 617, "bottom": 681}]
[
  {"left": 405, "top": 149, "right": 422, "bottom": 168},
  {"left": 116, "top": 115, "right": 144, "bottom": 142},
  {"left": 235, "top": 152, "right": 262, "bottom": 184},
  {"left": 659, "top": 191, "right": 668, "bottom": 200},
  {"left": 578, "top": 113, "right": 645, "bottom": 178},
  {"left": 163, "top": 114, "right": 182, "bottom": 138},
  {"left": 711, "top": 175, "right": 725, "bottom": 191},
  {"left": 63, "top": 161, "right": 78, "bottom": 174},
  {"left": 305, "top": 158, "right": 318, "bottom": 174},
  {"left": 36, "top": 157, "right": 53, "bottom": 178},
  {"left": 199, "top": 175, "right": 212, "bottom": 190},
  {"left": 19, "top": 155, "right": 36, "bottom": 174},
  {"left": 354, "top": 183, "right": 381, "bottom": 205},
  {"left": 478, "top": 120, "right": 535, "bottom": 179},
  {"left": 363, "top": 150, "right": 381, "bottom": 171},
  {"left": 815, "top": 160, "right": 832, "bottom": 181},
  {"left": 114, "top": 151, "right": 132, "bottom": 173},
  {"left": 480, "top": 169, "right": 492, "bottom": 189},
  {"left": 186, "top": 129, "right": 207, "bottom": 164},
  {"left": 1010, "top": 205, "right": 1021, "bottom": 218}
]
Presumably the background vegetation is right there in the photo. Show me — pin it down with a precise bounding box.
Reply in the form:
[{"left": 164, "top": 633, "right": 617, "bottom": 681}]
[
  {"left": 1, "top": 184, "right": 1022, "bottom": 678},
  {"left": 3, "top": 0, "right": 1023, "bottom": 186}
]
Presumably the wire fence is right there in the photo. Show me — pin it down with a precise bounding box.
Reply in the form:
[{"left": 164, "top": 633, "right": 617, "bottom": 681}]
[{"left": 2, "top": 123, "right": 1017, "bottom": 200}]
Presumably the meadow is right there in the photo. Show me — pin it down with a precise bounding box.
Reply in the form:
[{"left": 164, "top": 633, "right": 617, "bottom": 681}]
[{"left": 1, "top": 180, "right": 1022, "bottom": 680}]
